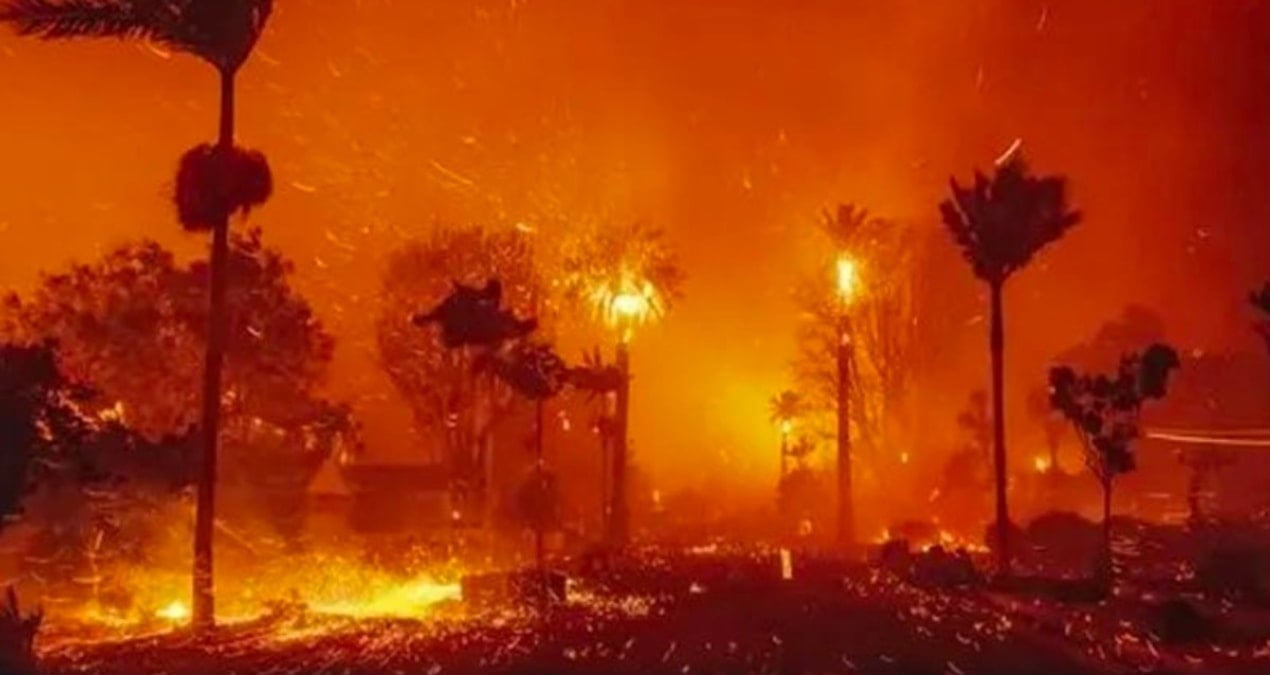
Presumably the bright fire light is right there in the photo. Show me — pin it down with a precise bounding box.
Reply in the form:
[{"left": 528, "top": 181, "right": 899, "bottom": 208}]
[
  {"left": 154, "top": 600, "right": 189, "bottom": 622},
  {"left": 590, "top": 267, "right": 663, "bottom": 342},
  {"left": 308, "top": 577, "right": 461, "bottom": 619},
  {"left": 1033, "top": 455, "right": 1052, "bottom": 473},
  {"left": 835, "top": 255, "right": 859, "bottom": 303},
  {"left": 779, "top": 419, "right": 793, "bottom": 435}
]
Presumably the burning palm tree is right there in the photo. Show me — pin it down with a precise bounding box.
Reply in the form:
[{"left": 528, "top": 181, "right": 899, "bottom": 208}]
[
  {"left": 562, "top": 223, "right": 683, "bottom": 546},
  {"left": 0, "top": 0, "right": 275, "bottom": 628},
  {"left": 940, "top": 146, "right": 1081, "bottom": 574}
]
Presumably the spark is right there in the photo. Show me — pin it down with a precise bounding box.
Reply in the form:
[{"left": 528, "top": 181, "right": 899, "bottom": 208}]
[
  {"left": 428, "top": 160, "right": 477, "bottom": 190},
  {"left": 995, "top": 138, "right": 1023, "bottom": 167}
]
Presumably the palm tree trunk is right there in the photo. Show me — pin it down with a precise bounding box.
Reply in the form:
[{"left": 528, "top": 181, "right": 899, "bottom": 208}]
[
  {"left": 836, "top": 317, "right": 854, "bottom": 547},
  {"left": 535, "top": 398, "right": 545, "bottom": 576},
  {"left": 193, "top": 67, "right": 236, "bottom": 630},
  {"left": 599, "top": 427, "right": 610, "bottom": 539},
  {"left": 779, "top": 433, "right": 788, "bottom": 486},
  {"left": 989, "top": 281, "right": 1011, "bottom": 575},
  {"left": 609, "top": 342, "right": 630, "bottom": 546},
  {"left": 1101, "top": 478, "right": 1113, "bottom": 585}
]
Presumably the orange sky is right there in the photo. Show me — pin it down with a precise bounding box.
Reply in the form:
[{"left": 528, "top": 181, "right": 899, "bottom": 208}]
[{"left": 0, "top": 0, "right": 1266, "bottom": 492}]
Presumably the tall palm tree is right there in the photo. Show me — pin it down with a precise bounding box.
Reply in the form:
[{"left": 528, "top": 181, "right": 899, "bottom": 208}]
[
  {"left": 561, "top": 223, "right": 683, "bottom": 546},
  {"left": 939, "top": 150, "right": 1081, "bottom": 574},
  {"left": 1, "top": 0, "right": 274, "bottom": 629},
  {"left": 767, "top": 390, "right": 802, "bottom": 480}
]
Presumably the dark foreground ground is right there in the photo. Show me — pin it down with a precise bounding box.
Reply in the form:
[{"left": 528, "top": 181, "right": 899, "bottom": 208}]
[{"left": 37, "top": 548, "right": 1264, "bottom": 675}]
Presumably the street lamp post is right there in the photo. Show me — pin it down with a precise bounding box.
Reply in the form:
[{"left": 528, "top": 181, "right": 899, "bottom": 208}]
[{"left": 835, "top": 256, "right": 858, "bottom": 548}]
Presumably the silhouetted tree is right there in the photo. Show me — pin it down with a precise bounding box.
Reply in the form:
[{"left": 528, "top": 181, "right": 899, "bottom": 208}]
[
  {"left": 563, "top": 347, "right": 624, "bottom": 534},
  {"left": 0, "top": 0, "right": 276, "bottom": 628},
  {"left": 487, "top": 342, "right": 569, "bottom": 575},
  {"left": 0, "top": 341, "right": 90, "bottom": 524},
  {"left": 2, "top": 233, "right": 353, "bottom": 545},
  {"left": 377, "top": 226, "right": 541, "bottom": 515},
  {"left": 0, "top": 340, "right": 194, "bottom": 596},
  {"left": 1049, "top": 343, "right": 1179, "bottom": 584},
  {"left": 793, "top": 206, "right": 925, "bottom": 516},
  {"left": 940, "top": 151, "right": 1082, "bottom": 573}
]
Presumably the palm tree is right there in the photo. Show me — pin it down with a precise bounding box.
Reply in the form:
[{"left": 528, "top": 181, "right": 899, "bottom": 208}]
[
  {"left": 939, "top": 150, "right": 1081, "bottom": 574},
  {"left": 768, "top": 390, "right": 802, "bottom": 481},
  {"left": 560, "top": 223, "right": 683, "bottom": 546},
  {"left": 1, "top": 0, "right": 274, "bottom": 629}
]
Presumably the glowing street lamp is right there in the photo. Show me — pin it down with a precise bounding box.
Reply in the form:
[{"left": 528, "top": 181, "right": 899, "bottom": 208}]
[
  {"left": 835, "top": 255, "right": 859, "bottom": 304},
  {"left": 591, "top": 269, "right": 662, "bottom": 344}
]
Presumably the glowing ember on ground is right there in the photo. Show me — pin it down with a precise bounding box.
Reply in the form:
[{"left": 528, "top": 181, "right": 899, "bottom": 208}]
[{"left": 306, "top": 577, "right": 461, "bottom": 619}]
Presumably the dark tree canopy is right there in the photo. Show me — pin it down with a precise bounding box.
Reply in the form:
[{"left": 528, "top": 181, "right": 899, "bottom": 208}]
[
  {"left": 0, "top": 340, "right": 192, "bottom": 529},
  {"left": 175, "top": 144, "right": 273, "bottom": 232},
  {"left": 2, "top": 231, "right": 354, "bottom": 537},
  {"left": 415, "top": 279, "right": 538, "bottom": 350},
  {"left": 1049, "top": 343, "right": 1180, "bottom": 485},
  {"left": 564, "top": 347, "right": 624, "bottom": 397},
  {"left": 377, "top": 226, "right": 541, "bottom": 455},
  {"left": 939, "top": 153, "right": 1082, "bottom": 286},
  {"left": 483, "top": 342, "right": 569, "bottom": 402},
  {"left": 0, "top": 341, "right": 87, "bottom": 522}
]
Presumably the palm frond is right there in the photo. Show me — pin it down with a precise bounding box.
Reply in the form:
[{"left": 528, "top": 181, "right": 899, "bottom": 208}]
[
  {"left": 939, "top": 152, "right": 1081, "bottom": 284},
  {"left": 0, "top": 0, "right": 162, "bottom": 40},
  {"left": 1, "top": 0, "right": 273, "bottom": 72}
]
